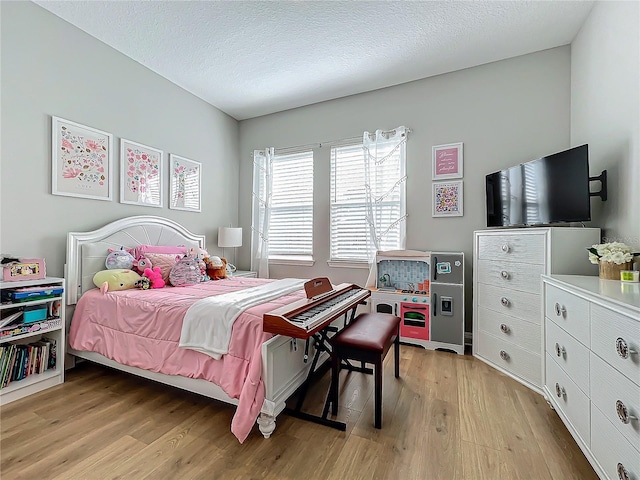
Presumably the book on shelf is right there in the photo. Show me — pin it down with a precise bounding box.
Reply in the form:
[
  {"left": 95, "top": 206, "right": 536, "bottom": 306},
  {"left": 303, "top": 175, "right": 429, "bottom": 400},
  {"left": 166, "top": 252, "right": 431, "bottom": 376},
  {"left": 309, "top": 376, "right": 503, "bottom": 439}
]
[{"left": 0, "top": 338, "right": 57, "bottom": 390}]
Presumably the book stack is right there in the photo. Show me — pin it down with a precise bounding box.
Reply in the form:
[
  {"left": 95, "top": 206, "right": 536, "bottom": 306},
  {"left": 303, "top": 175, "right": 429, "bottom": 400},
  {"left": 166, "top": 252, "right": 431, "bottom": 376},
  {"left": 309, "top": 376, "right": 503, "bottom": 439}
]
[{"left": 0, "top": 337, "right": 57, "bottom": 388}]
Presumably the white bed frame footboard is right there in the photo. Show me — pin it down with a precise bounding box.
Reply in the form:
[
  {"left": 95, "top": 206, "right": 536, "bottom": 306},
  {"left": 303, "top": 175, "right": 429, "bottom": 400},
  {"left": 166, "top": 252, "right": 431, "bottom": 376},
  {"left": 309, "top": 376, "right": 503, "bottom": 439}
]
[{"left": 66, "top": 215, "right": 316, "bottom": 439}]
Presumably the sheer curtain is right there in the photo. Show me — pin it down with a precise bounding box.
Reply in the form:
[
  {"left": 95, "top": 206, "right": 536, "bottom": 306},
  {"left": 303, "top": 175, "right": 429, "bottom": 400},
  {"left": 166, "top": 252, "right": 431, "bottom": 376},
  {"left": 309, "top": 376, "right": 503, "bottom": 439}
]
[
  {"left": 251, "top": 148, "right": 274, "bottom": 278},
  {"left": 363, "top": 126, "right": 408, "bottom": 286}
]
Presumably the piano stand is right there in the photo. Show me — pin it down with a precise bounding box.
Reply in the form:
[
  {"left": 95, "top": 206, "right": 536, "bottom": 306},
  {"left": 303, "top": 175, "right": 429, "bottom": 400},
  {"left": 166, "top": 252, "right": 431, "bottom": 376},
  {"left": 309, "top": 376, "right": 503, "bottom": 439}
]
[{"left": 283, "top": 307, "right": 360, "bottom": 431}]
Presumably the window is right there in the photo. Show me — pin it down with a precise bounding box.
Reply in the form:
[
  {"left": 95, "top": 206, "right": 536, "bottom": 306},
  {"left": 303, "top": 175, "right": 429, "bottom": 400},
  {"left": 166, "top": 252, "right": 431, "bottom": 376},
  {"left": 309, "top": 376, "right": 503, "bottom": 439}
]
[
  {"left": 267, "top": 150, "right": 314, "bottom": 260},
  {"left": 330, "top": 142, "right": 405, "bottom": 263}
]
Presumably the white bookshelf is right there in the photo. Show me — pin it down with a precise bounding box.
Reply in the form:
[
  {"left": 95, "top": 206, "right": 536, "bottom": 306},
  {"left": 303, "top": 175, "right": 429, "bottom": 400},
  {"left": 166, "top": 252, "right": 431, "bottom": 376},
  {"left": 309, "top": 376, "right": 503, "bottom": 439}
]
[{"left": 0, "top": 277, "right": 65, "bottom": 405}]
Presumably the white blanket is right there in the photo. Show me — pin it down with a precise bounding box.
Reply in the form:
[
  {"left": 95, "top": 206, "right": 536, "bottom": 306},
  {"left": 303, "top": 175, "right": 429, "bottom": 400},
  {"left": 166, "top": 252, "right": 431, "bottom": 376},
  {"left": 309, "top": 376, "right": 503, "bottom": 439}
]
[{"left": 179, "top": 278, "right": 305, "bottom": 359}]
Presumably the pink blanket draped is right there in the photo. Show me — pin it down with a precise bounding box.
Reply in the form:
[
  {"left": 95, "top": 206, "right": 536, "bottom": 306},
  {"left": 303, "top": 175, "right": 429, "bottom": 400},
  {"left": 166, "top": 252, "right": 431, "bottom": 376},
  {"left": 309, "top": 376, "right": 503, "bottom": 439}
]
[{"left": 68, "top": 277, "right": 306, "bottom": 443}]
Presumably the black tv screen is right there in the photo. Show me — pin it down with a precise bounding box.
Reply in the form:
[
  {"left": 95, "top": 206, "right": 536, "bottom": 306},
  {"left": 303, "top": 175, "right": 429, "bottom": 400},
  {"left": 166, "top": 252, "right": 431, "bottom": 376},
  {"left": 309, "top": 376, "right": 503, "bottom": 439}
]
[{"left": 486, "top": 144, "right": 591, "bottom": 227}]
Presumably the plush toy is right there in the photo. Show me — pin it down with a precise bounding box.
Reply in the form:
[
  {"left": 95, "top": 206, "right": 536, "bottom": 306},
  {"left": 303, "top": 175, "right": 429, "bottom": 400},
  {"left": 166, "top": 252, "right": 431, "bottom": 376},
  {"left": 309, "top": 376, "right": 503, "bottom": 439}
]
[
  {"left": 169, "top": 255, "right": 202, "bottom": 286},
  {"left": 204, "top": 256, "right": 227, "bottom": 280},
  {"left": 143, "top": 267, "right": 165, "bottom": 289},
  {"left": 136, "top": 276, "right": 151, "bottom": 290},
  {"left": 132, "top": 255, "right": 152, "bottom": 274},
  {"left": 188, "top": 247, "right": 209, "bottom": 281},
  {"left": 105, "top": 247, "right": 135, "bottom": 270},
  {"left": 93, "top": 269, "right": 142, "bottom": 294}
]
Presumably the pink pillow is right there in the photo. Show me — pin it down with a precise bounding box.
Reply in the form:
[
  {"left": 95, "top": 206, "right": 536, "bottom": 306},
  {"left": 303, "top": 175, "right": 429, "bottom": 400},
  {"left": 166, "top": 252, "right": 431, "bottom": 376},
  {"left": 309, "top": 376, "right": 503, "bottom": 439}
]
[
  {"left": 145, "top": 253, "right": 181, "bottom": 284},
  {"left": 133, "top": 244, "right": 187, "bottom": 260}
]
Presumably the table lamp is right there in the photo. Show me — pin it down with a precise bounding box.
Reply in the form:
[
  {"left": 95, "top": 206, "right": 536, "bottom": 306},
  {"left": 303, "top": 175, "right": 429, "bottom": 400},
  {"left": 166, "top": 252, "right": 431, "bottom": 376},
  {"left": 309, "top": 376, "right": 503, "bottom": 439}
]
[{"left": 218, "top": 226, "right": 242, "bottom": 275}]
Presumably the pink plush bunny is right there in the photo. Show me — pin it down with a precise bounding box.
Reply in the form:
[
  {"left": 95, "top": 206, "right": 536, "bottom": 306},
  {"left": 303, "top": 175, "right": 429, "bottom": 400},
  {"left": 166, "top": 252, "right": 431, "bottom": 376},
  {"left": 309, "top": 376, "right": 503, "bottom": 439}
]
[{"left": 143, "top": 267, "right": 165, "bottom": 289}]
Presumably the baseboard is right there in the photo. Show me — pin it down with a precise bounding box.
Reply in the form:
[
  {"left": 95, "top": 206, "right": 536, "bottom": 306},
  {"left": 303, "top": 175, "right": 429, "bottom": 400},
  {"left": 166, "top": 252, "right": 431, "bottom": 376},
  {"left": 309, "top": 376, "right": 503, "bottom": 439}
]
[{"left": 464, "top": 331, "right": 472, "bottom": 347}]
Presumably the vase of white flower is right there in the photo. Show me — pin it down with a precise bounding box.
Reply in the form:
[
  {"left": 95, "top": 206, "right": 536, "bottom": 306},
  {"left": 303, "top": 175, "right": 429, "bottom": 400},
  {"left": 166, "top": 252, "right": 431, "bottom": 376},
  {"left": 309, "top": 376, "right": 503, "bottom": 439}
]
[
  {"left": 587, "top": 242, "right": 637, "bottom": 280},
  {"left": 598, "top": 260, "right": 632, "bottom": 280}
]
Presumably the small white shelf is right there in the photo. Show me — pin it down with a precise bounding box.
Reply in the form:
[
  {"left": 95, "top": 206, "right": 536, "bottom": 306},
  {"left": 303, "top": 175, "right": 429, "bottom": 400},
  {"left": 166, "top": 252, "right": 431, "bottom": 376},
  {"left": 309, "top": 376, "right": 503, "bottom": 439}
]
[{"left": 0, "top": 276, "right": 66, "bottom": 405}]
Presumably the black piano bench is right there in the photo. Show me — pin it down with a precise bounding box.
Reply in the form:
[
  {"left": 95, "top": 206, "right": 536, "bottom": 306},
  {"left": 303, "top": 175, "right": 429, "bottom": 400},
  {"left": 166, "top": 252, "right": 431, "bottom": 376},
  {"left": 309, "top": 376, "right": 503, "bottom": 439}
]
[{"left": 329, "top": 312, "right": 400, "bottom": 429}]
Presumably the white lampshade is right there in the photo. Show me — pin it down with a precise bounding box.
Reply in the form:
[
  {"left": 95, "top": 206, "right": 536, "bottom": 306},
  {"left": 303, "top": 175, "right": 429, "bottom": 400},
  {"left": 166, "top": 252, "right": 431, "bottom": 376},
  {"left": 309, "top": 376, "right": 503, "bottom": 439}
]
[{"left": 218, "top": 227, "right": 242, "bottom": 248}]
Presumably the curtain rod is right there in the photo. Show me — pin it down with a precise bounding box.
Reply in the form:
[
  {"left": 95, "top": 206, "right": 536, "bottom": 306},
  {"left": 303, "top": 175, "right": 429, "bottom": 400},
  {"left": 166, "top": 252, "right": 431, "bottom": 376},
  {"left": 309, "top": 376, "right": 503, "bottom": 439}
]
[{"left": 274, "top": 127, "right": 412, "bottom": 154}]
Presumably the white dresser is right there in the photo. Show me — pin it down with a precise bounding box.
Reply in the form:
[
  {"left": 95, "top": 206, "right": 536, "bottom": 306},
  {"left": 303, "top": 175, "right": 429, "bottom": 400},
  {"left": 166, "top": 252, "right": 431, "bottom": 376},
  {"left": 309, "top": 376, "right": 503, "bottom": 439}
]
[
  {"left": 473, "top": 227, "right": 600, "bottom": 392},
  {"left": 543, "top": 275, "right": 640, "bottom": 480}
]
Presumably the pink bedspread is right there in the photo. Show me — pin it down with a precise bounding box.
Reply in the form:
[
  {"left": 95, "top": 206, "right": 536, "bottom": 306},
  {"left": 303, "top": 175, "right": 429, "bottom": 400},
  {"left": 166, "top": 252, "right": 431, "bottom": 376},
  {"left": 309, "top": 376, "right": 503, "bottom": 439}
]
[{"left": 68, "top": 277, "right": 306, "bottom": 443}]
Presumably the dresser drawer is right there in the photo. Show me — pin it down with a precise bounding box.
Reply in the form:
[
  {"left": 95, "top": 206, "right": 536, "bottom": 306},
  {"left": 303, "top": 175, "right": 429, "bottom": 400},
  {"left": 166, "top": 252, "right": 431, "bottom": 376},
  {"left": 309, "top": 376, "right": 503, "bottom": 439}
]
[
  {"left": 476, "top": 233, "right": 546, "bottom": 264},
  {"left": 476, "top": 260, "right": 544, "bottom": 294},
  {"left": 477, "top": 306, "right": 541, "bottom": 353},
  {"left": 545, "top": 284, "right": 590, "bottom": 346},
  {"left": 591, "top": 406, "right": 640, "bottom": 480},
  {"left": 590, "top": 353, "right": 640, "bottom": 450},
  {"left": 591, "top": 304, "right": 640, "bottom": 388},
  {"left": 545, "top": 319, "right": 590, "bottom": 394},
  {"left": 545, "top": 353, "right": 590, "bottom": 446},
  {"left": 476, "top": 330, "right": 541, "bottom": 387},
  {"left": 477, "top": 283, "right": 540, "bottom": 324}
]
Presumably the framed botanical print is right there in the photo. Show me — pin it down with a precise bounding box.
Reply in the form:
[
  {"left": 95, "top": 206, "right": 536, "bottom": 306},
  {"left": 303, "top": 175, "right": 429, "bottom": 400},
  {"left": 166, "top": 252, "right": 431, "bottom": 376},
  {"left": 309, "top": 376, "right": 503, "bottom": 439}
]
[
  {"left": 120, "top": 139, "right": 163, "bottom": 207},
  {"left": 432, "top": 142, "right": 463, "bottom": 180},
  {"left": 432, "top": 180, "right": 463, "bottom": 217},
  {"left": 169, "top": 154, "right": 201, "bottom": 212},
  {"left": 51, "top": 116, "right": 113, "bottom": 201}
]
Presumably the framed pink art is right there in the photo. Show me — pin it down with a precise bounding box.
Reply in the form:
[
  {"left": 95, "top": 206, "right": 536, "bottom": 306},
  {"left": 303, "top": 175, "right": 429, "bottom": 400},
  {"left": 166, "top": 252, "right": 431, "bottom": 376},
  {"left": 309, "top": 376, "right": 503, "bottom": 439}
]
[{"left": 432, "top": 142, "right": 463, "bottom": 180}]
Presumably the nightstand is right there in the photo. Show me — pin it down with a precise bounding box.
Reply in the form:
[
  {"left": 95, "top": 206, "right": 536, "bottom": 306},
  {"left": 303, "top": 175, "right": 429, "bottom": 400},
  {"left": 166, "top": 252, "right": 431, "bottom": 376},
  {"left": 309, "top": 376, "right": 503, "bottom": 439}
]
[{"left": 232, "top": 270, "right": 257, "bottom": 278}]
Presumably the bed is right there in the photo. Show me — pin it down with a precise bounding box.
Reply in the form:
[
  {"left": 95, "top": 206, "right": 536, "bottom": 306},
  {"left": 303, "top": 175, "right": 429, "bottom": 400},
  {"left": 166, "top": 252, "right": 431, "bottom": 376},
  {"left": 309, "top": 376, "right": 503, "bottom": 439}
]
[{"left": 65, "top": 215, "right": 319, "bottom": 443}]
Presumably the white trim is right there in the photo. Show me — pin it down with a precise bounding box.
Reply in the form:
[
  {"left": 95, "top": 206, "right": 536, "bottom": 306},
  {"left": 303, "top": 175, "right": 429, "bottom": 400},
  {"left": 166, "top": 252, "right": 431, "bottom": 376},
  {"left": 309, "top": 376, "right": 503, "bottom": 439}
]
[
  {"left": 269, "top": 256, "right": 315, "bottom": 267},
  {"left": 327, "top": 260, "right": 369, "bottom": 269}
]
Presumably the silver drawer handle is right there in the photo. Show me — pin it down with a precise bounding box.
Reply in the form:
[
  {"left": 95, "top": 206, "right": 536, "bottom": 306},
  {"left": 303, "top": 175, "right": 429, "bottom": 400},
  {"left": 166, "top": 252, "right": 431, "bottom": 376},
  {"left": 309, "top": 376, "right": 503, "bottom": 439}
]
[
  {"left": 555, "top": 382, "right": 566, "bottom": 398},
  {"left": 616, "top": 337, "right": 638, "bottom": 359},
  {"left": 499, "top": 350, "right": 509, "bottom": 361},
  {"left": 554, "top": 302, "right": 566, "bottom": 318},
  {"left": 501, "top": 244, "right": 510, "bottom": 253},
  {"left": 500, "top": 297, "right": 510, "bottom": 307},
  {"left": 554, "top": 343, "right": 566, "bottom": 358},
  {"left": 500, "top": 270, "right": 510, "bottom": 280},
  {"left": 500, "top": 323, "right": 510, "bottom": 334},
  {"left": 616, "top": 400, "right": 637, "bottom": 425},
  {"left": 617, "top": 463, "right": 629, "bottom": 480}
]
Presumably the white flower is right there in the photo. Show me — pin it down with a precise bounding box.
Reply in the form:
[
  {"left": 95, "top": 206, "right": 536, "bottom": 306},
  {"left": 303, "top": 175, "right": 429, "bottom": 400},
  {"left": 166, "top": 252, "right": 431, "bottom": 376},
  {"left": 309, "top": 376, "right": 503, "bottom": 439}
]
[{"left": 588, "top": 242, "right": 635, "bottom": 264}]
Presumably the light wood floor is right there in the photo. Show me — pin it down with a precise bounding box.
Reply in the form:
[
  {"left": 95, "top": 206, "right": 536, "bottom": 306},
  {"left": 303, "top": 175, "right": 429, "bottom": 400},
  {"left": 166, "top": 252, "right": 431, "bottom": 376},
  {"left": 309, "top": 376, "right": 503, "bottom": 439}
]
[{"left": 1, "top": 346, "right": 597, "bottom": 480}]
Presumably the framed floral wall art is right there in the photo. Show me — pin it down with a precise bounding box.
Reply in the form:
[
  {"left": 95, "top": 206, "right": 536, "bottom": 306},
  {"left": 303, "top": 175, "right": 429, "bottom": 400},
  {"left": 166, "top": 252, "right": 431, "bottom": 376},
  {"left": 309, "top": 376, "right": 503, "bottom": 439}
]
[
  {"left": 432, "top": 142, "right": 463, "bottom": 180},
  {"left": 120, "top": 139, "right": 163, "bottom": 207},
  {"left": 51, "top": 116, "right": 113, "bottom": 201},
  {"left": 432, "top": 180, "right": 463, "bottom": 217},
  {"left": 169, "top": 154, "right": 201, "bottom": 212}
]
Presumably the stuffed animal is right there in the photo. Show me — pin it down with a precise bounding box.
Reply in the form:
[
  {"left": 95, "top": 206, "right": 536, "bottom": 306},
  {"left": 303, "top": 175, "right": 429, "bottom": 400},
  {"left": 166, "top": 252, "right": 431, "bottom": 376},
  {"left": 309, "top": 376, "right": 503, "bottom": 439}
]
[
  {"left": 189, "top": 247, "right": 209, "bottom": 281},
  {"left": 132, "top": 255, "right": 152, "bottom": 274},
  {"left": 136, "top": 276, "right": 151, "bottom": 290},
  {"left": 143, "top": 267, "right": 165, "bottom": 289},
  {"left": 169, "top": 255, "right": 202, "bottom": 286},
  {"left": 105, "top": 247, "right": 135, "bottom": 270},
  {"left": 205, "top": 256, "right": 227, "bottom": 280},
  {"left": 93, "top": 269, "right": 141, "bottom": 294}
]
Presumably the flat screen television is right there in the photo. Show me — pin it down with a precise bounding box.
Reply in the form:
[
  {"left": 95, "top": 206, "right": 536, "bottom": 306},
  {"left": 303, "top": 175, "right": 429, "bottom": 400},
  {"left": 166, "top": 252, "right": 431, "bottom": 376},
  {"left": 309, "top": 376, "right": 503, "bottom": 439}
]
[{"left": 485, "top": 144, "right": 591, "bottom": 227}]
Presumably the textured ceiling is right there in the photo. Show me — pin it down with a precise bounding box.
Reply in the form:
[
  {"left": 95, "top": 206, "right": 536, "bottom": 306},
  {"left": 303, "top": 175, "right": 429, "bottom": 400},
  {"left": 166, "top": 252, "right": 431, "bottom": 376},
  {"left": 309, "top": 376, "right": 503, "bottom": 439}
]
[{"left": 35, "top": 0, "right": 595, "bottom": 120}]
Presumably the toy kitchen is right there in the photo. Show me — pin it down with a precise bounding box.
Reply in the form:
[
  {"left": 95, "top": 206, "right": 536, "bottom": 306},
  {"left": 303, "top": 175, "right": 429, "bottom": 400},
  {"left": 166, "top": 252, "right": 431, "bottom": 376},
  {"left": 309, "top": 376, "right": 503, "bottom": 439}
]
[{"left": 370, "top": 251, "right": 464, "bottom": 354}]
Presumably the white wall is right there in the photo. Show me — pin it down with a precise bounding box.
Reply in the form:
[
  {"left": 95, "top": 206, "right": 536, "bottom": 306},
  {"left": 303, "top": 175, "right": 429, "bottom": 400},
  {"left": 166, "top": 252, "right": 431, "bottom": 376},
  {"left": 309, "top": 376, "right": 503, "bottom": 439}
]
[
  {"left": 0, "top": 2, "right": 241, "bottom": 277},
  {"left": 571, "top": 0, "right": 640, "bottom": 248},
  {"left": 239, "top": 47, "right": 574, "bottom": 330}
]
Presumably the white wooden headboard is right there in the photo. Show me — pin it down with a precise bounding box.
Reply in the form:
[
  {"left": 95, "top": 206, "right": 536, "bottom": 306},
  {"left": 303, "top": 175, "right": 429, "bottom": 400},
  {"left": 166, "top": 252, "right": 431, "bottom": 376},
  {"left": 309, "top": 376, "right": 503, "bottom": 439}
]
[{"left": 66, "top": 216, "right": 205, "bottom": 305}]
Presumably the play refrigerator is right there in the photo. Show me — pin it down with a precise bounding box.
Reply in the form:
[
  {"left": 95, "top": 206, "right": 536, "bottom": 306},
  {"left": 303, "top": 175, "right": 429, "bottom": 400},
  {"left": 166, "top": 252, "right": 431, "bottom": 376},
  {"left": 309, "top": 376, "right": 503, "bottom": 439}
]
[{"left": 429, "top": 252, "right": 464, "bottom": 354}]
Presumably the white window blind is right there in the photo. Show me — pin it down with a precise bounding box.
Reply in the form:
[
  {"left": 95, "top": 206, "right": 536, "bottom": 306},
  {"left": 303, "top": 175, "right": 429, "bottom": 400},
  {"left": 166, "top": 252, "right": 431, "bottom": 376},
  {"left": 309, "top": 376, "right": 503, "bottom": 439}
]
[
  {"left": 330, "top": 143, "right": 405, "bottom": 262},
  {"left": 268, "top": 150, "right": 314, "bottom": 258}
]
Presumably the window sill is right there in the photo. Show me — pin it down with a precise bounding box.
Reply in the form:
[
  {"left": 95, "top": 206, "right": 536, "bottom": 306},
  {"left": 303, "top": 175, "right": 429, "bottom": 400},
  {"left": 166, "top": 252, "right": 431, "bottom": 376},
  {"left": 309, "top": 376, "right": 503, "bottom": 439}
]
[
  {"left": 269, "top": 256, "right": 315, "bottom": 267},
  {"left": 327, "top": 260, "right": 370, "bottom": 269}
]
